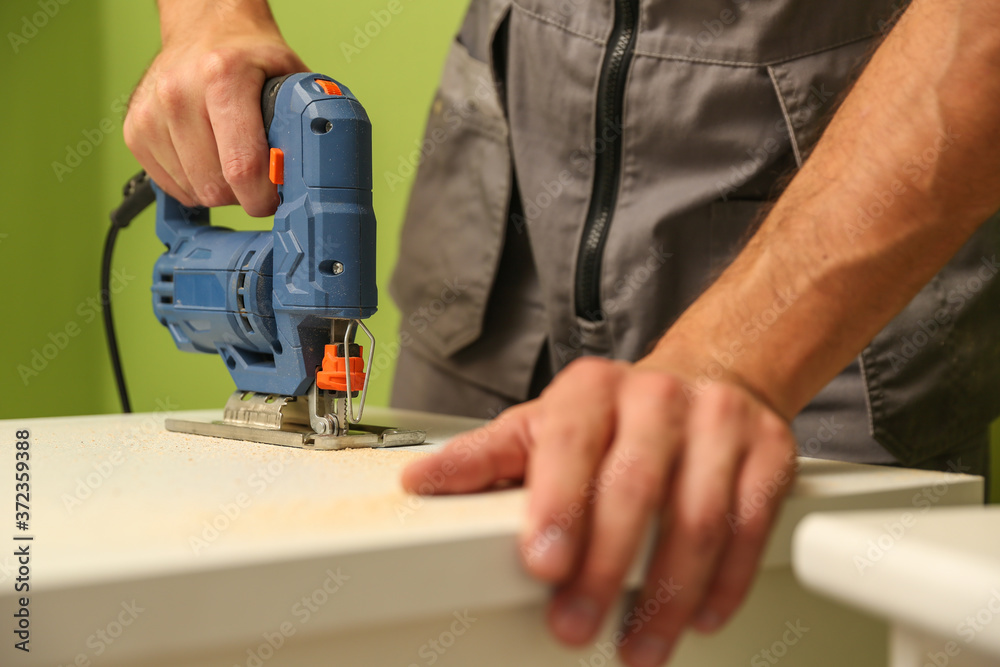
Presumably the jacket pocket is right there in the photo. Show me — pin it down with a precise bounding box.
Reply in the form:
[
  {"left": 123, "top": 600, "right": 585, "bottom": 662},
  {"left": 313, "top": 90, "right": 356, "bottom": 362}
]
[
  {"left": 766, "top": 36, "right": 876, "bottom": 165},
  {"left": 389, "top": 35, "right": 512, "bottom": 358},
  {"left": 860, "top": 217, "right": 1000, "bottom": 467},
  {"left": 767, "top": 33, "right": 1000, "bottom": 465}
]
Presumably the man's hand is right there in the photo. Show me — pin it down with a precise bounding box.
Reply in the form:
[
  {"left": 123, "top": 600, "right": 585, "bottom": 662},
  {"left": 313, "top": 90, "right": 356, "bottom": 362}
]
[
  {"left": 402, "top": 357, "right": 796, "bottom": 667},
  {"left": 124, "top": 0, "right": 306, "bottom": 216},
  {"left": 402, "top": 0, "right": 1000, "bottom": 663}
]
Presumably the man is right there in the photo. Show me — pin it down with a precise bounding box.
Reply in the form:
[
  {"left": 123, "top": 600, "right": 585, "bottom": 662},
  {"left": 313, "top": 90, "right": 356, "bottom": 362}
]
[{"left": 125, "top": 1, "right": 1000, "bottom": 665}]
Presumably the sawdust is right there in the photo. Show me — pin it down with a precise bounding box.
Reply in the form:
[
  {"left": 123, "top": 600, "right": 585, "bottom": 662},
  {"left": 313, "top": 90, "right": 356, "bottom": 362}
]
[
  {"left": 17, "top": 412, "right": 527, "bottom": 562},
  {"left": 220, "top": 486, "right": 526, "bottom": 540}
]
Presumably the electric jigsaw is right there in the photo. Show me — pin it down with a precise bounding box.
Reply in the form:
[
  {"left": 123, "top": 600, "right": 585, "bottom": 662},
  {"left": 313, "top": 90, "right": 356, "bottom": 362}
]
[{"left": 110, "top": 73, "right": 424, "bottom": 450}]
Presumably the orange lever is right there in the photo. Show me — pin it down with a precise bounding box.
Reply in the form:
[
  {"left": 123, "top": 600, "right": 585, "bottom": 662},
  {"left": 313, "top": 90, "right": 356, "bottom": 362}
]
[
  {"left": 316, "top": 344, "right": 366, "bottom": 392},
  {"left": 268, "top": 148, "right": 284, "bottom": 185},
  {"left": 315, "top": 79, "right": 342, "bottom": 96}
]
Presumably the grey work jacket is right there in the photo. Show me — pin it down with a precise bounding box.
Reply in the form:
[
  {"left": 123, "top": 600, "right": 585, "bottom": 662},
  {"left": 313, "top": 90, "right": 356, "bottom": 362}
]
[{"left": 390, "top": 0, "right": 1000, "bottom": 470}]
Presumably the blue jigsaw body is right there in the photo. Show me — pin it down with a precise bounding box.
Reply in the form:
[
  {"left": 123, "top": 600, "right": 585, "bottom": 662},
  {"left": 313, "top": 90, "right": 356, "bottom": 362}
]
[{"left": 150, "top": 74, "right": 377, "bottom": 396}]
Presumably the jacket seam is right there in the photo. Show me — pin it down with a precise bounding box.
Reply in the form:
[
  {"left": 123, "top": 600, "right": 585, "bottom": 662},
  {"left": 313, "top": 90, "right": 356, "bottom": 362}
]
[
  {"left": 766, "top": 65, "right": 804, "bottom": 167},
  {"left": 856, "top": 352, "right": 878, "bottom": 442},
  {"left": 633, "top": 32, "right": 875, "bottom": 68},
  {"left": 511, "top": 2, "right": 605, "bottom": 45},
  {"left": 861, "top": 345, "right": 909, "bottom": 461}
]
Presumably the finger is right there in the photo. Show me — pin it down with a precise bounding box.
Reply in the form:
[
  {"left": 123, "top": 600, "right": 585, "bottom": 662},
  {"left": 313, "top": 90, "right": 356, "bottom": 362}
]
[
  {"left": 401, "top": 404, "right": 533, "bottom": 495},
  {"left": 159, "top": 75, "right": 235, "bottom": 207},
  {"left": 620, "top": 384, "right": 749, "bottom": 667},
  {"left": 521, "top": 357, "right": 621, "bottom": 584},
  {"left": 203, "top": 53, "right": 276, "bottom": 217},
  {"left": 692, "top": 410, "right": 796, "bottom": 632},
  {"left": 547, "top": 372, "right": 685, "bottom": 647},
  {"left": 124, "top": 104, "right": 198, "bottom": 207}
]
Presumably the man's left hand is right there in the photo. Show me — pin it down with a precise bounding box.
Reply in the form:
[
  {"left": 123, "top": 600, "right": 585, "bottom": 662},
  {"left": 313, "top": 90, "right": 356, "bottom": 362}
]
[{"left": 401, "top": 356, "right": 797, "bottom": 667}]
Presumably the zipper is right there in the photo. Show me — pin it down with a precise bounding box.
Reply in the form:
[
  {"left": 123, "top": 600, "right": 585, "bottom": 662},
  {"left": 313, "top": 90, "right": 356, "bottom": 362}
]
[{"left": 574, "top": 0, "right": 640, "bottom": 320}]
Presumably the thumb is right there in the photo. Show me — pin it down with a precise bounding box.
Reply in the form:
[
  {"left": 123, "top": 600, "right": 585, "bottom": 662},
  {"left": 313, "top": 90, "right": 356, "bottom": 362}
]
[{"left": 402, "top": 404, "right": 535, "bottom": 495}]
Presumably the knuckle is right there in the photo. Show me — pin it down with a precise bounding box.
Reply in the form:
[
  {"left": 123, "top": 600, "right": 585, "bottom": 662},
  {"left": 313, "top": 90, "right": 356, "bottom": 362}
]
[
  {"left": 222, "top": 152, "right": 264, "bottom": 187},
  {"left": 631, "top": 372, "right": 684, "bottom": 406},
  {"left": 735, "top": 511, "right": 770, "bottom": 544},
  {"left": 545, "top": 421, "right": 598, "bottom": 456},
  {"left": 611, "top": 464, "right": 663, "bottom": 511},
  {"left": 199, "top": 48, "right": 242, "bottom": 85},
  {"left": 197, "top": 182, "right": 231, "bottom": 208},
  {"left": 679, "top": 504, "right": 728, "bottom": 553},
  {"left": 123, "top": 104, "right": 154, "bottom": 144},
  {"left": 757, "top": 409, "right": 792, "bottom": 443},
  {"left": 701, "top": 383, "right": 747, "bottom": 419},
  {"left": 154, "top": 75, "right": 186, "bottom": 112},
  {"left": 584, "top": 562, "right": 625, "bottom": 597},
  {"left": 704, "top": 585, "right": 743, "bottom": 619}
]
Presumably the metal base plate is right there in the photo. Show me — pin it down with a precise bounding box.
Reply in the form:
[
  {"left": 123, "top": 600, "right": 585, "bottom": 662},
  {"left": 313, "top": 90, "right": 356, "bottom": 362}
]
[{"left": 165, "top": 418, "right": 426, "bottom": 451}]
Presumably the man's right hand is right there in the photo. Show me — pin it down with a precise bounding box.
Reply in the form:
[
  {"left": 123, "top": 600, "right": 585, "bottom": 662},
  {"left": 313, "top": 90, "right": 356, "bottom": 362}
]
[{"left": 124, "top": 0, "right": 307, "bottom": 216}]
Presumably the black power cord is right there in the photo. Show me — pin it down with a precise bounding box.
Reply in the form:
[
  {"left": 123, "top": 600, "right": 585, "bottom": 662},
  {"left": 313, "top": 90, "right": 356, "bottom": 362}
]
[{"left": 104, "top": 170, "right": 155, "bottom": 413}]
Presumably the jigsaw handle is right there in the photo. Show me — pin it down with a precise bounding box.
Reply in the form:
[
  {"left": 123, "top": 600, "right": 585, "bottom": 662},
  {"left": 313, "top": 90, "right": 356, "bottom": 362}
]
[
  {"left": 151, "top": 73, "right": 378, "bottom": 397},
  {"left": 150, "top": 74, "right": 296, "bottom": 249}
]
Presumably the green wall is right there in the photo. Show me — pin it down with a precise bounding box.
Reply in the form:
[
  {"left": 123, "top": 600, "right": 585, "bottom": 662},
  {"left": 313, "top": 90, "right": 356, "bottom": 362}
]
[
  {"left": 1, "top": 0, "right": 468, "bottom": 417},
  {"left": 1, "top": 1, "right": 107, "bottom": 415}
]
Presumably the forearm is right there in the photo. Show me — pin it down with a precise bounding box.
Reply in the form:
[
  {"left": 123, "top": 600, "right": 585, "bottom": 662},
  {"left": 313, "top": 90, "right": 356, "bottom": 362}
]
[
  {"left": 649, "top": 0, "right": 1000, "bottom": 419},
  {"left": 156, "top": 0, "right": 279, "bottom": 44}
]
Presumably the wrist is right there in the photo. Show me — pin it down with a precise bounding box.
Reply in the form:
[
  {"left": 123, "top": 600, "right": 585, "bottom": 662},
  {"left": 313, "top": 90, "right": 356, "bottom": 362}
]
[
  {"left": 642, "top": 296, "right": 803, "bottom": 421},
  {"left": 158, "top": 0, "right": 280, "bottom": 47},
  {"left": 640, "top": 340, "right": 792, "bottom": 420}
]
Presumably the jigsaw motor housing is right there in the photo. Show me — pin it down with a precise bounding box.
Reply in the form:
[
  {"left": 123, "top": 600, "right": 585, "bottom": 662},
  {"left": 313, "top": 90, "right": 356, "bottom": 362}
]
[{"left": 151, "top": 74, "right": 377, "bottom": 396}]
